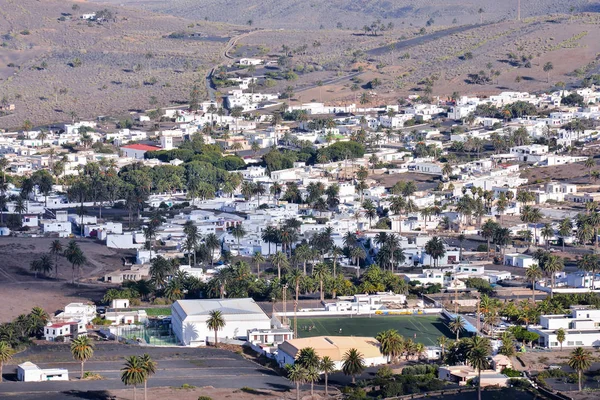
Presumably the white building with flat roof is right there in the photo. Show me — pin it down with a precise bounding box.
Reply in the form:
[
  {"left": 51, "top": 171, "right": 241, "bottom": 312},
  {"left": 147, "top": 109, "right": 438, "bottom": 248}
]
[
  {"left": 171, "top": 298, "right": 271, "bottom": 346},
  {"left": 528, "top": 306, "right": 600, "bottom": 348},
  {"left": 18, "top": 362, "right": 69, "bottom": 382}
]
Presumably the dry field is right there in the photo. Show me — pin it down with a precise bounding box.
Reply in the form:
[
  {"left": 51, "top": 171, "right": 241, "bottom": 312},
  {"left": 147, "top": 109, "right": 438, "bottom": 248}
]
[
  {"left": 96, "top": 0, "right": 598, "bottom": 30},
  {"left": 0, "top": 237, "right": 130, "bottom": 322},
  {"left": 0, "top": 0, "right": 238, "bottom": 129}
]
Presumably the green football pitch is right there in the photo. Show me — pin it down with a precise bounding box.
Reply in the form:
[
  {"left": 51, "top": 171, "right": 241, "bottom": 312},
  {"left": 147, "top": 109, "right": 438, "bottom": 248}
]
[{"left": 296, "top": 315, "right": 453, "bottom": 346}]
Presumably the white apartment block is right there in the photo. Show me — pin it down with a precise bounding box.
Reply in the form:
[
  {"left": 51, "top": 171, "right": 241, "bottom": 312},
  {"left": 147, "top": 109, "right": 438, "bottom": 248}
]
[{"left": 529, "top": 306, "right": 600, "bottom": 348}]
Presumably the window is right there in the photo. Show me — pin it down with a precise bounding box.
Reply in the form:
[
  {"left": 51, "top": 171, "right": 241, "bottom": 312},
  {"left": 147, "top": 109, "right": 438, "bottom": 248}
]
[
  {"left": 567, "top": 341, "right": 574, "bottom": 346},
  {"left": 576, "top": 341, "right": 583, "bottom": 345}
]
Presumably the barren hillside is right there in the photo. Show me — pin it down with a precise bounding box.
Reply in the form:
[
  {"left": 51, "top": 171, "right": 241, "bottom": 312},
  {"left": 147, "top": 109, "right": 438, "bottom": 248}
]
[
  {"left": 94, "top": 0, "right": 600, "bottom": 29},
  {"left": 0, "top": 0, "right": 241, "bottom": 129}
]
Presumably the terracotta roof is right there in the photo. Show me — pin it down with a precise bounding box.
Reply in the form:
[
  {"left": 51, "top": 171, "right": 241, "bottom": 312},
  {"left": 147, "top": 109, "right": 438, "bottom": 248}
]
[
  {"left": 121, "top": 144, "right": 161, "bottom": 151},
  {"left": 278, "top": 336, "right": 381, "bottom": 361}
]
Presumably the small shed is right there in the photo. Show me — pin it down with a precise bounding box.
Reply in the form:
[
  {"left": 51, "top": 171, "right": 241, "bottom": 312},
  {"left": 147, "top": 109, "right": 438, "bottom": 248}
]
[{"left": 18, "top": 362, "right": 69, "bottom": 382}]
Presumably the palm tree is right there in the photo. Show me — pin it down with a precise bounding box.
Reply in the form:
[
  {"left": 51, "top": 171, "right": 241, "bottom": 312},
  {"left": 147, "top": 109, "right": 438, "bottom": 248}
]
[
  {"left": 121, "top": 356, "right": 146, "bottom": 400},
  {"left": 584, "top": 157, "right": 596, "bottom": 183},
  {"left": 424, "top": 236, "right": 446, "bottom": 267},
  {"left": 466, "top": 336, "right": 491, "bottom": 400},
  {"left": 139, "top": 354, "right": 157, "bottom": 400},
  {"left": 252, "top": 251, "right": 265, "bottom": 278},
  {"left": 296, "top": 347, "right": 320, "bottom": 395},
  {"left": 541, "top": 223, "right": 554, "bottom": 250},
  {"left": 49, "top": 239, "right": 63, "bottom": 278},
  {"left": 543, "top": 255, "right": 564, "bottom": 298},
  {"left": 206, "top": 310, "right": 226, "bottom": 347},
  {"left": 204, "top": 233, "right": 221, "bottom": 266},
  {"left": 525, "top": 264, "right": 543, "bottom": 303},
  {"left": 270, "top": 251, "right": 289, "bottom": 280},
  {"left": 568, "top": 347, "right": 592, "bottom": 392},
  {"left": 64, "top": 240, "right": 86, "bottom": 284},
  {"left": 578, "top": 254, "right": 599, "bottom": 291},
  {"left": 558, "top": 218, "right": 573, "bottom": 251},
  {"left": 312, "top": 263, "right": 329, "bottom": 301},
  {"left": 287, "top": 364, "right": 308, "bottom": 400},
  {"left": 376, "top": 329, "right": 403, "bottom": 363},
  {"left": 437, "top": 336, "right": 448, "bottom": 358},
  {"left": 289, "top": 268, "right": 303, "bottom": 338},
  {"left": 556, "top": 328, "right": 566, "bottom": 351},
  {"left": 543, "top": 61, "right": 553, "bottom": 83},
  {"left": 0, "top": 341, "right": 14, "bottom": 384},
  {"left": 71, "top": 336, "right": 94, "bottom": 379},
  {"left": 320, "top": 356, "right": 336, "bottom": 396},
  {"left": 449, "top": 316, "right": 465, "bottom": 340},
  {"left": 228, "top": 224, "right": 247, "bottom": 254},
  {"left": 342, "top": 348, "right": 366, "bottom": 384}
]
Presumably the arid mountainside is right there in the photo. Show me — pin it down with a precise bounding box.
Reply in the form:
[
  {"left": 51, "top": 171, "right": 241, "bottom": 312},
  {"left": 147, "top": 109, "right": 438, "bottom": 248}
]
[
  {"left": 94, "top": 0, "right": 599, "bottom": 29},
  {"left": 0, "top": 0, "right": 239, "bottom": 129}
]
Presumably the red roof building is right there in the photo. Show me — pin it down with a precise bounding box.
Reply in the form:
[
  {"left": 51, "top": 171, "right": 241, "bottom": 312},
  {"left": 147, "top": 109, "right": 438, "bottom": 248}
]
[{"left": 120, "top": 144, "right": 161, "bottom": 160}]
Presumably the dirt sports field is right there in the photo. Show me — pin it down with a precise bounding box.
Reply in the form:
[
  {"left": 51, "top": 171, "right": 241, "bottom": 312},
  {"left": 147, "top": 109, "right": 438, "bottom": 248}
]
[{"left": 0, "top": 237, "right": 131, "bottom": 322}]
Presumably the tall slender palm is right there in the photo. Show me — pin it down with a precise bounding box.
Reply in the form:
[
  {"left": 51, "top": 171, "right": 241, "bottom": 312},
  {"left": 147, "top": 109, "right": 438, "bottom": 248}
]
[
  {"left": 578, "top": 254, "right": 599, "bottom": 290},
  {"left": 342, "top": 348, "right": 366, "bottom": 384},
  {"left": 121, "top": 356, "right": 146, "bottom": 400},
  {"left": 49, "top": 239, "right": 63, "bottom": 278},
  {"left": 312, "top": 263, "right": 329, "bottom": 301},
  {"left": 206, "top": 310, "right": 226, "bottom": 347},
  {"left": 139, "top": 354, "right": 157, "bottom": 400},
  {"left": 466, "top": 336, "right": 491, "bottom": 400},
  {"left": 252, "top": 251, "right": 265, "bottom": 278},
  {"left": 287, "top": 364, "right": 307, "bottom": 400},
  {"left": 70, "top": 336, "right": 94, "bottom": 379},
  {"left": 568, "top": 347, "right": 592, "bottom": 392},
  {"left": 541, "top": 223, "right": 554, "bottom": 250},
  {"left": 558, "top": 217, "right": 573, "bottom": 251},
  {"left": 270, "top": 251, "right": 289, "bottom": 280},
  {"left": 525, "top": 264, "right": 543, "bottom": 303},
  {"left": 203, "top": 233, "right": 220, "bottom": 265},
  {"left": 289, "top": 268, "right": 302, "bottom": 338},
  {"left": 320, "top": 356, "right": 336, "bottom": 396},
  {"left": 0, "top": 341, "right": 14, "bottom": 384},
  {"left": 543, "top": 255, "right": 564, "bottom": 298},
  {"left": 228, "top": 224, "right": 247, "bottom": 254}
]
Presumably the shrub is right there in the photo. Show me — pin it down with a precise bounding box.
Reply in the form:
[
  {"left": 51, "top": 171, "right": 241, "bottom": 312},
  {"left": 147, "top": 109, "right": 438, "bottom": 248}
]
[
  {"left": 476, "top": 244, "right": 488, "bottom": 252},
  {"left": 382, "top": 382, "right": 403, "bottom": 397},
  {"left": 508, "top": 378, "right": 531, "bottom": 389},
  {"left": 198, "top": 397, "right": 213, "bottom": 400},
  {"left": 180, "top": 384, "right": 196, "bottom": 389},
  {"left": 502, "top": 368, "right": 522, "bottom": 378}
]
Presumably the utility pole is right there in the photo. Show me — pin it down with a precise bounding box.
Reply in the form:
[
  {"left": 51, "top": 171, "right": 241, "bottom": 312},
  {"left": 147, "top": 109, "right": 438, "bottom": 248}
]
[
  {"left": 476, "top": 292, "right": 481, "bottom": 334},
  {"left": 517, "top": 0, "right": 521, "bottom": 21},
  {"left": 282, "top": 284, "right": 288, "bottom": 327}
]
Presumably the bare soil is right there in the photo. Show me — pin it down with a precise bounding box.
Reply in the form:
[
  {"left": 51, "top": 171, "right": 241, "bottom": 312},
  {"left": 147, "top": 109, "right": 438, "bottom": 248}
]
[
  {"left": 106, "top": 386, "right": 316, "bottom": 400},
  {"left": 0, "top": 237, "right": 130, "bottom": 322}
]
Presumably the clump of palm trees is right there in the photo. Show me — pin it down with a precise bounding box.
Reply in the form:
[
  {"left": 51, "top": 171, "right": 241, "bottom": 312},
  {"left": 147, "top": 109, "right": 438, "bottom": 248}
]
[
  {"left": 286, "top": 346, "right": 346, "bottom": 399},
  {"left": 376, "top": 329, "right": 426, "bottom": 362},
  {"left": 121, "top": 353, "right": 158, "bottom": 400}
]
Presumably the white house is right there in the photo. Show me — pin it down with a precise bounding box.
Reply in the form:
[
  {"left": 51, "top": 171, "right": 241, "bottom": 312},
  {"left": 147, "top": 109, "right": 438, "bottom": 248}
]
[
  {"left": 503, "top": 254, "right": 538, "bottom": 269},
  {"left": 120, "top": 144, "right": 161, "bottom": 159},
  {"left": 171, "top": 298, "right": 271, "bottom": 346},
  {"left": 44, "top": 321, "right": 87, "bottom": 342}
]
